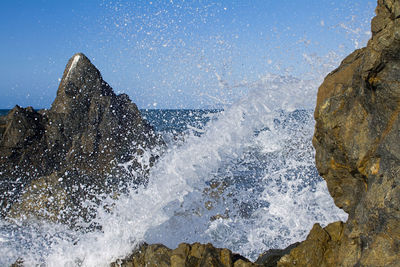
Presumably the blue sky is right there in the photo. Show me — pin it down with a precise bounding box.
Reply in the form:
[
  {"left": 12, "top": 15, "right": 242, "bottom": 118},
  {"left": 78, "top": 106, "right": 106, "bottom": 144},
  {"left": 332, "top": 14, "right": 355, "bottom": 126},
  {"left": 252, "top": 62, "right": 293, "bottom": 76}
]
[{"left": 0, "top": 0, "right": 375, "bottom": 109}]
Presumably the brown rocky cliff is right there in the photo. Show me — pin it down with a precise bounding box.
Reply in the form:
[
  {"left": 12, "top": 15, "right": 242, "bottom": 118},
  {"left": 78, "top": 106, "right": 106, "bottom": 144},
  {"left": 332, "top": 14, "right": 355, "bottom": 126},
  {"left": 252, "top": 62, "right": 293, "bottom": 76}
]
[
  {"left": 0, "top": 53, "right": 162, "bottom": 222},
  {"left": 279, "top": 0, "right": 400, "bottom": 266}
]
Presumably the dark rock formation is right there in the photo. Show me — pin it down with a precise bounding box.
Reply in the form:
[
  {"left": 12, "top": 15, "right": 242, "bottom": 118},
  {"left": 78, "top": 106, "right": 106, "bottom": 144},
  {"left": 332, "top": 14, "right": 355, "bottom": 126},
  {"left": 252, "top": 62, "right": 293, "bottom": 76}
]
[
  {"left": 0, "top": 53, "right": 162, "bottom": 223},
  {"left": 111, "top": 243, "right": 258, "bottom": 267},
  {"left": 0, "top": 106, "right": 47, "bottom": 216},
  {"left": 279, "top": 0, "right": 400, "bottom": 266}
]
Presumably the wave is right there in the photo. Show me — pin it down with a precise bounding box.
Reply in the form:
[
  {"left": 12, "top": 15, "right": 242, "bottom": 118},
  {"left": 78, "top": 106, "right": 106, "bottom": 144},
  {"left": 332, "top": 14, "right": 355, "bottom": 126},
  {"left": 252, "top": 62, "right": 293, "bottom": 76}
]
[{"left": 0, "top": 73, "right": 347, "bottom": 266}]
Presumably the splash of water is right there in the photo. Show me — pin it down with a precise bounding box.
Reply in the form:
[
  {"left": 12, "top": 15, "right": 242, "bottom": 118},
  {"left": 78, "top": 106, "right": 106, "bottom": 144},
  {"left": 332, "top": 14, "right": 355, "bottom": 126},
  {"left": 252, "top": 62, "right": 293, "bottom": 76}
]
[{"left": 0, "top": 74, "right": 346, "bottom": 266}]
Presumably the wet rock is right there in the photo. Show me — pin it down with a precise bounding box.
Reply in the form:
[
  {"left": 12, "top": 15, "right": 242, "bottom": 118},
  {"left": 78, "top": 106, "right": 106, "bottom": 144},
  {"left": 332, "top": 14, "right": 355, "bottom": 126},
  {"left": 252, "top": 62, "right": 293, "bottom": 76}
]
[
  {"left": 279, "top": 0, "right": 400, "bottom": 265},
  {"left": 7, "top": 172, "right": 68, "bottom": 222},
  {"left": 0, "top": 53, "right": 162, "bottom": 223},
  {"left": 111, "top": 242, "right": 258, "bottom": 267},
  {"left": 48, "top": 53, "right": 159, "bottom": 176},
  {"left": 0, "top": 106, "right": 47, "bottom": 216}
]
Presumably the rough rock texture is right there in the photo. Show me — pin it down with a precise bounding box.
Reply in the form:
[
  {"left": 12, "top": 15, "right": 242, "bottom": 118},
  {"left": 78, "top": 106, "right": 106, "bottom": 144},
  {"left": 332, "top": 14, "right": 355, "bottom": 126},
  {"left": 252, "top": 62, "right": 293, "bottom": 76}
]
[
  {"left": 279, "top": 0, "right": 400, "bottom": 266},
  {"left": 111, "top": 243, "right": 258, "bottom": 267},
  {"left": 0, "top": 53, "right": 162, "bottom": 222}
]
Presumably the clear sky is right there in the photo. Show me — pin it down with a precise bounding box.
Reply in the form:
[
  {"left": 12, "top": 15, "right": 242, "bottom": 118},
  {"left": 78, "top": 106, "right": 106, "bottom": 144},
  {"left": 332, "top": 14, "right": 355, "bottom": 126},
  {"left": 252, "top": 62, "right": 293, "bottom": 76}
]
[{"left": 0, "top": 0, "right": 375, "bottom": 109}]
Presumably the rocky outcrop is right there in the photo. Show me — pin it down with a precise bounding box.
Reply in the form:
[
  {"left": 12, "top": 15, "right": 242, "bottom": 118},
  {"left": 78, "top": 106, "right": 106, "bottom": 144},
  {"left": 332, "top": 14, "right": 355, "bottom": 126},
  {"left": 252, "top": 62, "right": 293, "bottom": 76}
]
[
  {"left": 0, "top": 53, "right": 162, "bottom": 223},
  {"left": 111, "top": 243, "right": 258, "bottom": 267},
  {"left": 279, "top": 0, "right": 400, "bottom": 266}
]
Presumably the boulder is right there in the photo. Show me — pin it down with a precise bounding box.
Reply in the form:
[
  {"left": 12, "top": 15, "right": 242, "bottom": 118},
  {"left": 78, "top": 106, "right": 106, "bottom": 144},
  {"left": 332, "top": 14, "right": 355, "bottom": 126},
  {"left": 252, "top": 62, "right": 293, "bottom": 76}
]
[
  {"left": 279, "top": 0, "right": 400, "bottom": 266},
  {"left": 0, "top": 53, "right": 162, "bottom": 223}
]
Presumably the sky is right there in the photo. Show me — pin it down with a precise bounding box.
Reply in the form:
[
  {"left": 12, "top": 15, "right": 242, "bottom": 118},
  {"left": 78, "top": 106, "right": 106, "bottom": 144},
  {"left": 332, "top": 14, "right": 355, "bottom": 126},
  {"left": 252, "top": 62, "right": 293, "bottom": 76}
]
[{"left": 0, "top": 0, "right": 375, "bottom": 109}]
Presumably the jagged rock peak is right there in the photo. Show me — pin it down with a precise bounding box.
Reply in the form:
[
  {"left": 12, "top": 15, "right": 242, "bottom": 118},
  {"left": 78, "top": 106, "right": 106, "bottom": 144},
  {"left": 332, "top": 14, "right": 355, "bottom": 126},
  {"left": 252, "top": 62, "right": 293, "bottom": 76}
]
[
  {"left": 62, "top": 53, "right": 98, "bottom": 83},
  {"left": 51, "top": 52, "right": 114, "bottom": 114},
  {"left": 0, "top": 53, "right": 163, "bottom": 223}
]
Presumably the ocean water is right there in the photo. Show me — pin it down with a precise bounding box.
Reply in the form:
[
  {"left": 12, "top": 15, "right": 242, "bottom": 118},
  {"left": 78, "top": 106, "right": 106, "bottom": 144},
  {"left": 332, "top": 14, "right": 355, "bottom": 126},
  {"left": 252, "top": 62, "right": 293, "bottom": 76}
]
[
  {"left": 0, "top": 74, "right": 348, "bottom": 266},
  {"left": 142, "top": 109, "right": 221, "bottom": 133},
  {"left": 0, "top": 110, "right": 9, "bottom": 116}
]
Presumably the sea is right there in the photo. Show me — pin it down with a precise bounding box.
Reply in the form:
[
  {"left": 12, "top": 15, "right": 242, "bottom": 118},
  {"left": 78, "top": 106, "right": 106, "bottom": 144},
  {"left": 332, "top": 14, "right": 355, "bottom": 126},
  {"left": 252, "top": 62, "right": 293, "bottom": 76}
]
[
  {"left": 0, "top": 74, "right": 348, "bottom": 266},
  {"left": 0, "top": 110, "right": 9, "bottom": 116}
]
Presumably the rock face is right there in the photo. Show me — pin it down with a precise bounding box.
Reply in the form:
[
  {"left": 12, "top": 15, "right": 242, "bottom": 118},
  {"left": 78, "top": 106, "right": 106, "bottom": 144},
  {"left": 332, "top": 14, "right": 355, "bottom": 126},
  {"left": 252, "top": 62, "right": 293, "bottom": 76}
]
[
  {"left": 279, "top": 0, "right": 400, "bottom": 266},
  {"left": 111, "top": 243, "right": 258, "bottom": 267},
  {"left": 0, "top": 53, "right": 162, "bottom": 222}
]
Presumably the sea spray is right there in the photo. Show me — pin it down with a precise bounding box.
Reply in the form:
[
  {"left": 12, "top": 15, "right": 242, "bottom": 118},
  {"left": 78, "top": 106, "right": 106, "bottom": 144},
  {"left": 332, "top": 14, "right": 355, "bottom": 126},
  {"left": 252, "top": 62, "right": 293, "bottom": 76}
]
[
  {"left": 23, "top": 74, "right": 344, "bottom": 266},
  {"left": 1, "top": 68, "right": 351, "bottom": 267}
]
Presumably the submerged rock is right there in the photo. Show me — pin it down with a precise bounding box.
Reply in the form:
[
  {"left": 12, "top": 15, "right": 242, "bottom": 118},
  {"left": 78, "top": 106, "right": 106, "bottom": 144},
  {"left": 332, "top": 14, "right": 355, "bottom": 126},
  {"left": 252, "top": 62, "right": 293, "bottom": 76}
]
[
  {"left": 0, "top": 53, "right": 162, "bottom": 223},
  {"left": 279, "top": 0, "right": 400, "bottom": 266}
]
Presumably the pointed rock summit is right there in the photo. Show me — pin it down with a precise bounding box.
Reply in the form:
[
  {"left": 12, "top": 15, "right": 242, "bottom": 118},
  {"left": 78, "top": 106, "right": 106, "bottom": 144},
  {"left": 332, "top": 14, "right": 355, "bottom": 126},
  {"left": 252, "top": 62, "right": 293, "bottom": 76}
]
[
  {"left": 51, "top": 53, "right": 113, "bottom": 114},
  {"left": 0, "top": 53, "right": 162, "bottom": 223}
]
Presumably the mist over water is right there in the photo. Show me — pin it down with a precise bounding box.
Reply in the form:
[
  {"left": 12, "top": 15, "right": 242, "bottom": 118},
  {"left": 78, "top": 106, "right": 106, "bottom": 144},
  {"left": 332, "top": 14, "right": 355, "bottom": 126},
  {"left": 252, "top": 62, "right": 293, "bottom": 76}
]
[{"left": 0, "top": 1, "right": 375, "bottom": 266}]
